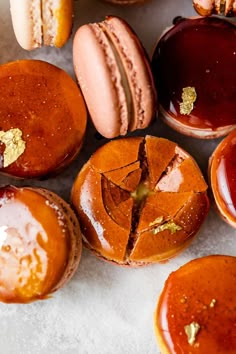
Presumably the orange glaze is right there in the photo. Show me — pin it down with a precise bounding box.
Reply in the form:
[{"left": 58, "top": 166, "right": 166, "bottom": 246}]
[
  {"left": 210, "top": 130, "right": 236, "bottom": 227},
  {"left": 155, "top": 255, "right": 236, "bottom": 354},
  {"left": 0, "top": 186, "right": 70, "bottom": 303},
  {"left": 0, "top": 60, "right": 87, "bottom": 178},
  {"left": 71, "top": 136, "right": 209, "bottom": 265}
]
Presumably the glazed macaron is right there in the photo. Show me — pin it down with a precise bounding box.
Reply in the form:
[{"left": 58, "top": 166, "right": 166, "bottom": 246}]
[
  {"left": 73, "top": 16, "right": 157, "bottom": 139},
  {"left": 10, "top": 0, "right": 73, "bottom": 50},
  {"left": 209, "top": 130, "right": 236, "bottom": 228},
  {"left": 0, "top": 59, "right": 87, "bottom": 179},
  {"left": 152, "top": 17, "right": 236, "bottom": 138},
  {"left": 71, "top": 136, "right": 209, "bottom": 266},
  {"left": 154, "top": 255, "right": 236, "bottom": 353},
  {"left": 0, "top": 185, "right": 82, "bottom": 303},
  {"left": 193, "top": 0, "right": 236, "bottom": 16}
]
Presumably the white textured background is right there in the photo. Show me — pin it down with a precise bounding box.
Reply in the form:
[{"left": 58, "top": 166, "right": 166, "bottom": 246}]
[{"left": 0, "top": 0, "right": 235, "bottom": 353}]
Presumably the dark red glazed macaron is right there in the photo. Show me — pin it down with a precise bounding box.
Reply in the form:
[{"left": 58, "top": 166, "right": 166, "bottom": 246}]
[
  {"left": 209, "top": 129, "right": 236, "bottom": 228},
  {"left": 152, "top": 17, "right": 236, "bottom": 138},
  {"left": 155, "top": 255, "right": 236, "bottom": 353},
  {"left": 0, "top": 185, "right": 82, "bottom": 303}
]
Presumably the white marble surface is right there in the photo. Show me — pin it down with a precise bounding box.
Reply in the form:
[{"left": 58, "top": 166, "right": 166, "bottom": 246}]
[{"left": 0, "top": 0, "right": 235, "bottom": 353}]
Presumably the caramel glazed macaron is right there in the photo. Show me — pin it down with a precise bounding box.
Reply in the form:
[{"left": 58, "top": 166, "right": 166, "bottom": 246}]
[
  {"left": 209, "top": 129, "right": 236, "bottom": 228},
  {"left": 0, "top": 185, "right": 82, "bottom": 303},
  {"left": 73, "top": 16, "right": 157, "bottom": 139},
  {"left": 0, "top": 59, "right": 87, "bottom": 178},
  {"left": 71, "top": 136, "right": 209, "bottom": 266},
  {"left": 155, "top": 255, "right": 236, "bottom": 354},
  {"left": 10, "top": 0, "right": 73, "bottom": 50},
  {"left": 193, "top": 0, "right": 236, "bottom": 16},
  {"left": 152, "top": 16, "right": 236, "bottom": 139}
]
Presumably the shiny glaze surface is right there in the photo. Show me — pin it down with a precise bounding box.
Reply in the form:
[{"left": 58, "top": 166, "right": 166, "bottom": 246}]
[
  {"left": 0, "top": 186, "right": 70, "bottom": 303},
  {"left": 210, "top": 130, "right": 236, "bottom": 224},
  {"left": 0, "top": 60, "right": 87, "bottom": 178},
  {"left": 71, "top": 136, "right": 209, "bottom": 265},
  {"left": 155, "top": 255, "right": 236, "bottom": 354},
  {"left": 152, "top": 17, "right": 236, "bottom": 131}
]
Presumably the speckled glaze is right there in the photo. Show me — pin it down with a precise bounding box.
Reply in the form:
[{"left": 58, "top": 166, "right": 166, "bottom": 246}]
[
  {"left": 193, "top": 0, "right": 236, "bottom": 17},
  {"left": 71, "top": 136, "right": 209, "bottom": 265},
  {"left": 209, "top": 130, "right": 236, "bottom": 228},
  {"left": 0, "top": 60, "right": 87, "bottom": 178},
  {"left": 0, "top": 185, "right": 82, "bottom": 303},
  {"left": 152, "top": 17, "right": 236, "bottom": 138},
  {"left": 155, "top": 255, "right": 236, "bottom": 354}
]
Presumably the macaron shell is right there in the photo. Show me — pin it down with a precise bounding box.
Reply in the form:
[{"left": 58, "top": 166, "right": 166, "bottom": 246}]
[
  {"left": 0, "top": 60, "right": 87, "bottom": 178},
  {"left": 73, "top": 24, "right": 128, "bottom": 138},
  {"left": 42, "top": 0, "right": 73, "bottom": 47},
  {"left": 155, "top": 255, "right": 236, "bottom": 353},
  {"left": 101, "top": 16, "right": 157, "bottom": 132},
  {"left": 10, "top": 0, "right": 42, "bottom": 50}
]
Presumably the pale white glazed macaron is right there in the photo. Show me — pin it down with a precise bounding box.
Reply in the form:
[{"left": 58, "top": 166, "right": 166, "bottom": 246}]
[{"left": 10, "top": 0, "right": 73, "bottom": 50}]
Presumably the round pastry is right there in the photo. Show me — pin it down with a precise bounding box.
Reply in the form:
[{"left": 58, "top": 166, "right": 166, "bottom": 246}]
[
  {"left": 193, "top": 0, "right": 236, "bottom": 17},
  {"left": 73, "top": 16, "right": 157, "bottom": 139},
  {"left": 209, "top": 129, "right": 236, "bottom": 228},
  {"left": 152, "top": 17, "right": 236, "bottom": 139},
  {"left": 71, "top": 136, "right": 209, "bottom": 266},
  {"left": 10, "top": 0, "right": 73, "bottom": 50},
  {"left": 0, "top": 59, "right": 87, "bottom": 178},
  {"left": 0, "top": 185, "right": 82, "bottom": 303},
  {"left": 154, "top": 255, "right": 236, "bottom": 353}
]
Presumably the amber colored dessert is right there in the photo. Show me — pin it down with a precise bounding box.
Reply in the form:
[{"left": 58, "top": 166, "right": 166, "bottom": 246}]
[
  {"left": 0, "top": 60, "right": 87, "bottom": 178},
  {"left": 71, "top": 136, "right": 209, "bottom": 266},
  {"left": 0, "top": 185, "right": 82, "bottom": 303},
  {"left": 154, "top": 255, "right": 236, "bottom": 354},
  {"left": 209, "top": 130, "right": 236, "bottom": 228},
  {"left": 152, "top": 17, "right": 236, "bottom": 138},
  {"left": 102, "top": 0, "right": 147, "bottom": 4}
]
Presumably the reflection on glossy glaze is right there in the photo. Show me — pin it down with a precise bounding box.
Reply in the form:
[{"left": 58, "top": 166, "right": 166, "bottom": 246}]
[
  {"left": 155, "top": 256, "right": 236, "bottom": 353},
  {"left": 152, "top": 17, "right": 236, "bottom": 130},
  {"left": 0, "top": 186, "right": 70, "bottom": 303},
  {"left": 211, "top": 130, "right": 236, "bottom": 222}
]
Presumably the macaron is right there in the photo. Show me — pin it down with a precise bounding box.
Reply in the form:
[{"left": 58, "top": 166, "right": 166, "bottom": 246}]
[
  {"left": 73, "top": 16, "right": 157, "bottom": 139},
  {"left": 209, "top": 129, "right": 236, "bottom": 228},
  {"left": 0, "top": 59, "right": 87, "bottom": 179},
  {"left": 193, "top": 0, "right": 236, "bottom": 16},
  {"left": 71, "top": 135, "right": 209, "bottom": 266},
  {"left": 152, "top": 17, "right": 236, "bottom": 138},
  {"left": 0, "top": 185, "right": 82, "bottom": 303},
  {"left": 154, "top": 255, "right": 236, "bottom": 353},
  {"left": 10, "top": 0, "right": 73, "bottom": 50}
]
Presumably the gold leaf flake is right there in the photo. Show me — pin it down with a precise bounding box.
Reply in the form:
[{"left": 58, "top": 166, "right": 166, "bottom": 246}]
[
  {"left": 179, "top": 87, "right": 197, "bottom": 115},
  {"left": 149, "top": 216, "right": 164, "bottom": 227},
  {"left": 0, "top": 128, "right": 26, "bottom": 167},
  {"left": 184, "top": 322, "right": 200, "bottom": 346},
  {"left": 152, "top": 220, "right": 182, "bottom": 234},
  {"left": 209, "top": 299, "right": 216, "bottom": 308}
]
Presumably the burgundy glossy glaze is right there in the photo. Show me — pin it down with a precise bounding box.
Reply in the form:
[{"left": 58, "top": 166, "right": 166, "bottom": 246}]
[{"left": 152, "top": 17, "right": 236, "bottom": 131}]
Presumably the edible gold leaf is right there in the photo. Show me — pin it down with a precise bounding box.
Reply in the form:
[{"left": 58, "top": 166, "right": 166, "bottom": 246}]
[
  {"left": 209, "top": 299, "right": 216, "bottom": 308},
  {"left": 0, "top": 128, "right": 26, "bottom": 167},
  {"left": 184, "top": 322, "right": 200, "bottom": 346},
  {"left": 179, "top": 87, "right": 197, "bottom": 115},
  {"left": 152, "top": 220, "right": 182, "bottom": 234},
  {"left": 149, "top": 216, "right": 164, "bottom": 227}
]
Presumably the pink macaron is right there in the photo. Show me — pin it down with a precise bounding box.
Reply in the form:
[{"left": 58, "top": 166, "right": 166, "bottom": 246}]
[{"left": 73, "top": 16, "right": 157, "bottom": 139}]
